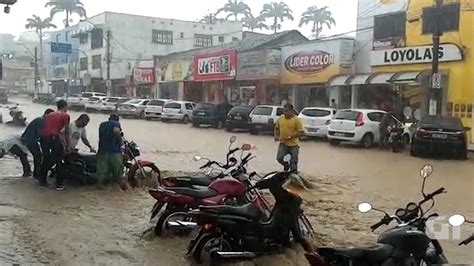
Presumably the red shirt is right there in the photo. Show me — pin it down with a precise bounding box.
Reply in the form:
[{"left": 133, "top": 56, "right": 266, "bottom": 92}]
[{"left": 41, "top": 111, "right": 70, "bottom": 137}]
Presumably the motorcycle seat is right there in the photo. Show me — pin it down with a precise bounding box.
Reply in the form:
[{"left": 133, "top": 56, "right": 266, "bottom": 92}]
[
  {"left": 166, "top": 174, "right": 214, "bottom": 186},
  {"left": 318, "top": 243, "right": 393, "bottom": 263},
  {"left": 199, "top": 203, "right": 262, "bottom": 220},
  {"left": 168, "top": 187, "right": 217, "bottom": 198}
]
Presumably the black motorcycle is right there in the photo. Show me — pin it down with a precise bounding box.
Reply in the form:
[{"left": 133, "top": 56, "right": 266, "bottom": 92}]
[
  {"left": 447, "top": 214, "right": 474, "bottom": 246},
  {"left": 387, "top": 122, "right": 405, "bottom": 153},
  {"left": 305, "top": 164, "right": 449, "bottom": 266},
  {"left": 186, "top": 170, "right": 314, "bottom": 265},
  {"left": 5, "top": 105, "right": 27, "bottom": 127}
]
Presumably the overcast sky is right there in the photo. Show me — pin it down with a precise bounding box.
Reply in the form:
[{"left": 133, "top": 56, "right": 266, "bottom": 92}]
[{"left": 0, "top": 0, "right": 359, "bottom": 38}]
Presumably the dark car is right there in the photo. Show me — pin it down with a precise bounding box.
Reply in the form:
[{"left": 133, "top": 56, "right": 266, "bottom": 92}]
[
  {"left": 192, "top": 102, "right": 233, "bottom": 128},
  {"left": 411, "top": 115, "right": 471, "bottom": 159},
  {"left": 225, "top": 105, "right": 253, "bottom": 132}
]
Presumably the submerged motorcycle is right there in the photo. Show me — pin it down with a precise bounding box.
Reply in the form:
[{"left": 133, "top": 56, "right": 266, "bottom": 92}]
[
  {"left": 305, "top": 164, "right": 449, "bottom": 266},
  {"left": 5, "top": 104, "right": 27, "bottom": 127},
  {"left": 448, "top": 214, "right": 474, "bottom": 246},
  {"left": 186, "top": 170, "right": 315, "bottom": 265}
]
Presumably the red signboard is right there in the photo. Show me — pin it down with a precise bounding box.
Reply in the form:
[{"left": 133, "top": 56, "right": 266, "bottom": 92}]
[
  {"left": 193, "top": 50, "right": 237, "bottom": 81},
  {"left": 133, "top": 68, "right": 155, "bottom": 85}
]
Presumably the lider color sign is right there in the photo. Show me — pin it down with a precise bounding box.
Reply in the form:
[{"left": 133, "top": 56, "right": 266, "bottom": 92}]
[
  {"left": 193, "top": 50, "right": 237, "bottom": 81},
  {"left": 371, "top": 44, "right": 463, "bottom": 66},
  {"left": 280, "top": 38, "right": 354, "bottom": 84}
]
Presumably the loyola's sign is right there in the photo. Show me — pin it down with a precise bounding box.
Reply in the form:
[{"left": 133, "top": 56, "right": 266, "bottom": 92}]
[{"left": 371, "top": 44, "right": 463, "bottom": 66}]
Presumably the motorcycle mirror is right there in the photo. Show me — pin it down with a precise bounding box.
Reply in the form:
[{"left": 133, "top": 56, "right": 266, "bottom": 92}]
[
  {"left": 448, "top": 214, "right": 466, "bottom": 227},
  {"left": 241, "top": 143, "right": 252, "bottom": 151},
  {"left": 358, "top": 203, "right": 372, "bottom": 213},
  {"left": 420, "top": 164, "right": 433, "bottom": 179},
  {"left": 193, "top": 155, "right": 202, "bottom": 161},
  {"left": 283, "top": 154, "right": 291, "bottom": 163},
  {"left": 229, "top": 135, "right": 236, "bottom": 144}
]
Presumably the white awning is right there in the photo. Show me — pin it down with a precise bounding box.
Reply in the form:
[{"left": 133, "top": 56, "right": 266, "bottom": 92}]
[
  {"left": 368, "top": 73, "right": 397, "bottom": 84},
  {"left": 328, "top": 75, "right": 351, "bottom": 86},
  {"left": 347, "top": 74, "right": 372, "bottom": 85},
  {"left": 388, "top": 71, "right": 424, "bottom": 84}
]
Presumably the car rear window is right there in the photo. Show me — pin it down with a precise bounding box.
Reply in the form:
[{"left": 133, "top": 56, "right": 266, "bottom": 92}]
[
  {"left": 367, "top": 112, "right": 385, "bottom": 122},
  {"left": 420, "top": 116, "right": 463, "bottom": 130},
  {"left": 148, "top": 100, "right": 165, "bottom": 106},
  {"left": 127, "top": 99, "right": 142, "bottom": 104},
  {"left": 195, "top": 103, "right": 216, "bottom": 111},
  {"left": 302, "top": 109, "right": 331, "bottom": 117},
  {"left": 335, "top": 110, "right": 360, "bottom": 121},
  {"left": 252, "top": 107, "right": 272, "bottom": 116},
  {"left": 82, "top": 93, "right": 92, "bottom": 98},
  {"left": 118, "top": 98, "right": 129, "bottom": 103},
  {"left": 165, "top": 102, "right": 181, "bottom": 109},
  {"left": 229, "top": 106, "right": 252, "bottom": 116},
  {"left": 89, "top": 97, "right": 100, "bottom": 101}
]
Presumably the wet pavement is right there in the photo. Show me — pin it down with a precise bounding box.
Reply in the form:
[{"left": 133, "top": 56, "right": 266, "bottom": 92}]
[{"left": 0, "top": 97, "right": 473, "bottom": 265}]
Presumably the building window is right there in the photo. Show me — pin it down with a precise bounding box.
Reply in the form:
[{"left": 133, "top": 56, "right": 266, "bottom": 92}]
[
  {"left": 152, "top": 30, "right": 173, "bottom": 44},
  {"left": 53, "top": 57, "right": 59, "bottom": 65},
  {"left": 373, "top": 12, "right": 406, "bottom": 40},
  {"left": 80, "top": 57, "right": 88, "bottom": 71},
  {"left": 92, "top": 54, "right": 102, "bottom": 69},
  {"left": 232, "top": 37, "right": 239, "bottom": 41},
  {"left": 79, "top": 34, "right": 88, "bottom": 44},
  {"left": 218, "top": 35, "right": 225, "bottom": 43},
  {"left": 56, "top": 34, "right": 60, "bottom": 42},
  {"left": 65, "top": 31, "right": 70, "bottom": 42},
  {"left": 91, "top": 28, "right": 104, "bottom": 49},
  {"left": 194, "top": 34, "right": 213, "bottom": 47},
  {"left": 180, "top": 32, "right": 184, "bottom": 38}
]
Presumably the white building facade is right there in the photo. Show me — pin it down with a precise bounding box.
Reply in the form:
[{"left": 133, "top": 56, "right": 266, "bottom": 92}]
[{"left": 72, "top": 12, "right": 242, "bottom": 95}]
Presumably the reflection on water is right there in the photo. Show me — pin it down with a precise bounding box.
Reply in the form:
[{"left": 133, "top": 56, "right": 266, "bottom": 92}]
[{"left": 0, "top": 97, "right": 473, "bottom": 264}]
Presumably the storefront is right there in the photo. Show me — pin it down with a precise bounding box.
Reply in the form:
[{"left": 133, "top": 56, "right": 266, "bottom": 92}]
[
  {"left": 280, "top": 38, "right": 355, "bottom": 110},
  {"left": 236, "top": 49, "right": 281, "bottom": 106},
  {"left": 193, "top": 49, "right": 237, "bottom": 103},
  {"left": 129, "top": 67, "right": 155, "bottom": 98},
  {"left": 157, "top": 59, "right": 193, "bottom": 100}
]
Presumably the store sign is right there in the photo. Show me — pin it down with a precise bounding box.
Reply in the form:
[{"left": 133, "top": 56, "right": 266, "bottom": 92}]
[
  {"left": 160, "top": 60, "right": 193, "bottom": 82},
  {"left": 371, "top": 44, "right": 463, "bottom": 66},
  {"left": 133, "top": 68, "right": 155, "bottom": 85},
  {"left": 237, "top": 49, "right": 280, "bottom": 80},
  {"left": 281, "top": 38, "right": 354, "bottom": 84},
  {"left": 193, "top": 50, "right": 237, "bottom": 81},
  {"left": 373, "top": 36, "right": 406, "bottom": 50}
]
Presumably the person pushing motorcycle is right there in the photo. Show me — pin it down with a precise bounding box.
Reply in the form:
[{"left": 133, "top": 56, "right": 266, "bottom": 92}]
[
  {"left": 274, "top": 104, "right": 304, "bottom": 173},
  {"left": 97, "top": 114, "right": 123, "bottom": 185}
]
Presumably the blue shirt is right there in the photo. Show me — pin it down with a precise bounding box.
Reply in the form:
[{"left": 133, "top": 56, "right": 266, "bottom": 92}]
[
  {"left": 21, "top": 117, "right": 44, "bottom": 144},
  {"left": 98, "top": 121, "right": 122, "bottom": 153}
]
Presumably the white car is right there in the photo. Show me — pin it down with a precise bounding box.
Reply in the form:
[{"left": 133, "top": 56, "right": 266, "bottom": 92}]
[
  {"left": 327, "top": 109, "right": 386, "bottom": 148},
  {"left": 99, "top": 97, "right": 129, "bottom": 113},
  {"left": 144, "top": 99, "right": 172, "bottom": 120},
  {"left": 248, "top": 105, "right": 285, "bottom": 135},
  {"left": 161, "top": 101, "right": 195, "bottom": 124},
  {"left": 118, "top": 99, "right": 150, "bottom": 118},
  {"left": 299, "top": 107, "right": 336, "bottom": 138},
  {"left": 85, "top": 96, "right": 106, "bottom": 112}
]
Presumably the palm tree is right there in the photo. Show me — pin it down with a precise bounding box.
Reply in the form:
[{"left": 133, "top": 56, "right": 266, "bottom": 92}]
[
  {"left": 299, "top": 6, "right": 336, "bottom": 38},
  {"left": 260, "top": 2, "right": 294, "bottom": 34},
  {"left": 242, "top": 14, "right": 269, "bottom": 32},
  {"left": 215, "top": 0, "right": 251, "bottom": 21},
  {"left": 25, "top": 15, "right": 57, "bottom": 65},
  {"left": 200, "top": 14, "right": 214, "bottom": 24},
  {"left": 45, "top": 0, "right": 87, "bottom": 28}
]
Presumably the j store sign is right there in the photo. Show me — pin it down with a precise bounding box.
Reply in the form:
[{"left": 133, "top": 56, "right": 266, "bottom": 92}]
[{"left": 371, "top": 44, "right": 463, "bottom": 66}]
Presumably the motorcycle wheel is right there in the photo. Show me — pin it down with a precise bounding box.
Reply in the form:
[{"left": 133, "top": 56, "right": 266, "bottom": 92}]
[
  {"left": 192, "top": 233, "right": 232, "bottom": 265},
  {"left": 155, "top": 209, "right": 192, "bottom": 236},
  {"left": 127, "top": 163, "right": 161, "bottom": 188}
]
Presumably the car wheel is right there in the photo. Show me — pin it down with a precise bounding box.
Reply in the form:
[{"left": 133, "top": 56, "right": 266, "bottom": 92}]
[
  {"left": 216, "top": 120, "right": 223, "bottom": 129},
  {"left": 192, "top": 121, "right": 199, "bottom": 127},
  {"left": 225, "top": 125, "right": 233, "bottom": 132},
  {"left": 145, "top": 117, "right": 151, "bottom": 121},
  {"left": 329, "top": 139, "right": 340, "bottom": 146},
  {"left": 182, "top": 115, "right": 189, "bottom": 124},
  {"left": 360, "top": 133, "right": 374, "bottom": 149},
  {"left": 250, "top": 128, "right": 259, "bottom": 135},
  {"left": 458, "top": 149, "right": 468, "bottom": 160},
  {"left": 139, "top": 111, "right": 145, "bottom": 119},
  {"left": 410, "top": 139, "right": 419, "bottom": 157},
  {"left": 162, "top": 118, "right": 168, "bottom": 123}
]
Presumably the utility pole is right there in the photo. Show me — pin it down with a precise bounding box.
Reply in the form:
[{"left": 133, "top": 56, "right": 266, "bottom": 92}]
[
  {"left": 430, "top": 0, "right": 443, "bottom": 115},
  {"left": 34, "top": 47, "right": 39, "bottom": 96},
  {"left": 106, "top": 29, "right": 112, "bottom": 96}
]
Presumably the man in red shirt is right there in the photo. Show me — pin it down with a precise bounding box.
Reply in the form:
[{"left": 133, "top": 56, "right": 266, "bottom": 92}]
[{"left": 38, "top": 100, "right": 70, "bottom": 190}]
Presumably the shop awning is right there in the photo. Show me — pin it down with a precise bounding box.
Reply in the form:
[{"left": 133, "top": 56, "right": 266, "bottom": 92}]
[
  {"left": 347, "top": 74, "right": 372, "bottom": 85},
  {"left": 387, "top": 71, "right": 424, "bottom": 84},
  {"left": 368, "top": 72, "right": 397, "bottom": 84},
  {"left": 328, "top": 75, "right": 351, "bottom": 86}
]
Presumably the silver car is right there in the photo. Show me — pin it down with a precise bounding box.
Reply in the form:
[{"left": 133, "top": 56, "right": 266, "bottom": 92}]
[
  {"left": 161, "top": 101, "right": 195, "bottom": 124},
  {"left": 118, "top": 99, "right": 150, "bottom": 118}
]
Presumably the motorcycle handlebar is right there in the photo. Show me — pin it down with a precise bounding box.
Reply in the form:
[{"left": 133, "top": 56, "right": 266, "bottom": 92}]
[
  {"left": 419, "top": 187, "right": 446, "bottom": 205},
  {"left": 459, "top": 234, "right": 474, "bottom": 246},
  {"left": 371, "top": 216, "right": 391, "bottom": 231}
]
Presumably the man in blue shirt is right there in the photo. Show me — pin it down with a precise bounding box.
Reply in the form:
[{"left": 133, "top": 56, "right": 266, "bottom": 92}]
[
  {"left": 97, "top": 114, "right": 123, "bottom": 184},
  {"left": 21, "top": 109, "right": 54, "bottom": 178}
]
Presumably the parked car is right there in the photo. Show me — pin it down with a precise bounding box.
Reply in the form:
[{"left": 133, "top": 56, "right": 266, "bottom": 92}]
[
  {"left": 225, "top": 105, "right": 253, "bottom": 132},
  {"left": 85, "top": 96, "right": 106, "bottom": 112},
  {"left": 62, "top": 92, "right": 107, "bottom": 110},
  {"left": 161, "top": 101, "right": 195, "bottom": 124},
  {"left": 411, "top": 115, "right": 470, "bottom": 159},
  {"left": 82, "top": 92, "right": 106, "bottom": 99},
  {"left": 248, "top": 105, "right": 285, "bottom": 135},
  {"left": 298, "top": 107, "right": 336, "bottom": 138},
  {"left": 192, "top": 102, "right": 233, "bottom": 128},
  {"left": 144, "top": 99, "right": 171, "bottom": 120},
  {"left": 0, "top": 89, "right": 8, "bottom": 104},
  {"left": 99, "top": 97, "right": 129, "bottom": 113},
  {"left": 327, "top": 109, "right": 386, "bottom": 148},
  {"left": 118, "top": 99, "right": 150, "bottom": 118}
]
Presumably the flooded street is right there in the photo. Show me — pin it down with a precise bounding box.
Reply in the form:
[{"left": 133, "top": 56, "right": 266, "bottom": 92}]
[{"left": 1, "top": 97, "right": 473, "bottom": 265}]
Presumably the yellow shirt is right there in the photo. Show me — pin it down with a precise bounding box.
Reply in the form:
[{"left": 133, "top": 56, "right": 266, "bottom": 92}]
[{"left": 276, "top": 115, "right": 304, "bottom": 147}]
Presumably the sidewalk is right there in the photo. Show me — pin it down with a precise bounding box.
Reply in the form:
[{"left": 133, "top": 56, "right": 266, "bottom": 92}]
[{"left": 469, "top": 144, "right": 474, "bottom": 152}]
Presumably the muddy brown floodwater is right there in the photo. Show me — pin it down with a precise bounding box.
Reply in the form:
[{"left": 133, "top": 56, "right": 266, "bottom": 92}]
[{"left": 1, "top": 97, "right": 473, "bottom": 265}]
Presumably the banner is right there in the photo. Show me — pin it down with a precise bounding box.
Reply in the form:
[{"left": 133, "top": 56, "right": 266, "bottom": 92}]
[
  {"left": 237, "top": 49, "right": 281, "bottom": 80},
  {"left": 193, "top": 50, "right": 237, "bottom": 81},
  {"left": 160, "top": 60, "right": 193, "bottom": 82},
  {"left": 280, "top": 38, "right": 354, "bottom": 84},
  {"left": 133, "top": 68, "right": 155, "bottom": 85}
]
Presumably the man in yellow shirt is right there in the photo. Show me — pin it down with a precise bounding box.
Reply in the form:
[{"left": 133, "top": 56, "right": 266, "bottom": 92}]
[{"left": 274, "top": 104, "right": 304, "bottom": 172}]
